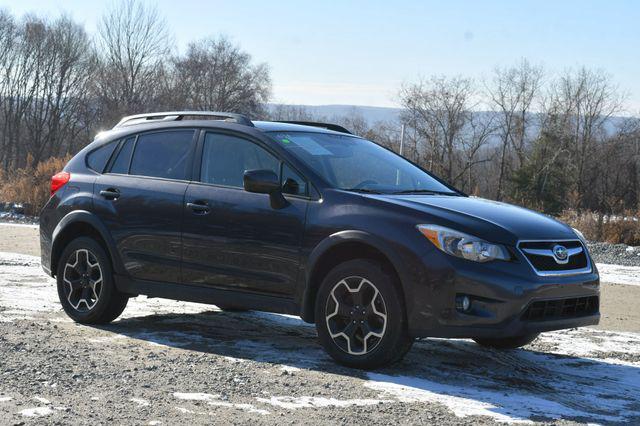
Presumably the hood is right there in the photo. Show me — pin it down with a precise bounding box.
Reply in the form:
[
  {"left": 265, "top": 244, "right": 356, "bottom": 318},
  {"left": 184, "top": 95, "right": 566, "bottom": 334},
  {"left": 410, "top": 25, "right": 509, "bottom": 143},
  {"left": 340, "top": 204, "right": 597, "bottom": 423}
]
[{"left": 370, "top": 194, "right": 576, "bottom": 245}]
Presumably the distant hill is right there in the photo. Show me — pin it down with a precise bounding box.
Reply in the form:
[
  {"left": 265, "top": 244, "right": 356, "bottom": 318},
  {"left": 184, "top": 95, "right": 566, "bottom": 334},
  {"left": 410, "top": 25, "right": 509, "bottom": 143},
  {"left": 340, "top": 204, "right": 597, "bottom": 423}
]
[
  {"left": 268, "top": 104, "right": 402, "bottom": 124},
  {"left": 267, "top": 104, "right": 630, "bottom": 139}
]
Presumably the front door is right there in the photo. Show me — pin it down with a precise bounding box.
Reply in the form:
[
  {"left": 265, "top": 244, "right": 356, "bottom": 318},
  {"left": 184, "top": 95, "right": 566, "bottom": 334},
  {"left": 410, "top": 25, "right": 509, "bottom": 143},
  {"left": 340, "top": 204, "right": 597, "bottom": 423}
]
[{"left": 181, "top": 132, "right": 308, "bottom": 297}]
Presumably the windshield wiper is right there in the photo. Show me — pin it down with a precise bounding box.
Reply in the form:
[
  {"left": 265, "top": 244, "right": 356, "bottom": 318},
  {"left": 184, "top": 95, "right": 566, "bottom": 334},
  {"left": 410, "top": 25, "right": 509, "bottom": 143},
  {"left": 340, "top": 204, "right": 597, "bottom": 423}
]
[
  {"left": 391, "top": 189, "right": 458, "bottom": 196},
  {"left": 343, "top": 188, "right": 384, "bottom": 194}
]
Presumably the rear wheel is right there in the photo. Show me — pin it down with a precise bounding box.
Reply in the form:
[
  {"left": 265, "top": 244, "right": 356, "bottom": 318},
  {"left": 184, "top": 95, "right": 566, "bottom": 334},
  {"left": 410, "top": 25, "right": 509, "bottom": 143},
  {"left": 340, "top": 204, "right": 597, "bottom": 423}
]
[
  {"left": 56, "top": 237, "right": 128, "bottom": 324},
  {"left": 473, "top": 333, "right": 539, "bottom": 349},
  {"left": 315, "top": 259, "right": 413, "bottom": 369}
]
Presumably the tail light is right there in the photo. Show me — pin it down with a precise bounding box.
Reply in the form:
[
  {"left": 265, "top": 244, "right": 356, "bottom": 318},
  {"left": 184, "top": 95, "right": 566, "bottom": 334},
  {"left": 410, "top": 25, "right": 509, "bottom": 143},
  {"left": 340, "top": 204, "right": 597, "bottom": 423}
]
[{"left": 50, "top": 172, "right": 71, "bottom": 196}]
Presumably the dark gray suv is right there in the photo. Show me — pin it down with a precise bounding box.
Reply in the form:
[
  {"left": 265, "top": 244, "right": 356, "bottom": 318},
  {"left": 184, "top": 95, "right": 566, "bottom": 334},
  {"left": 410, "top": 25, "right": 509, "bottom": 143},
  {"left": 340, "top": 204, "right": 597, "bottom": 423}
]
[{"left": 40, "top": 111, "right": 600, "bottom": 369}]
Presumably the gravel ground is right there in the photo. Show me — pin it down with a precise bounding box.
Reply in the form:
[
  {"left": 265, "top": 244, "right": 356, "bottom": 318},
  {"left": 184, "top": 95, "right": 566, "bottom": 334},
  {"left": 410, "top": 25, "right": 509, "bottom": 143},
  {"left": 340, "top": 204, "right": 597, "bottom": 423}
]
[
  {"left": 0, "top": 213, "right": 39, "bottom": 226},
  {"left": 1, "top": 224, "right": 639, "bottom": 424},
  {"left": 587, "top": 242, "right": 640, "bottom": 267}
]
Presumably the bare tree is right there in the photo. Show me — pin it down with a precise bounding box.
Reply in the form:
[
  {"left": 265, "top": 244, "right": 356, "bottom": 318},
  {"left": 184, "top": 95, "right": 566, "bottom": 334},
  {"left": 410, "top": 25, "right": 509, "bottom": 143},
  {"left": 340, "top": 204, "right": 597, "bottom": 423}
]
[
  {"left": 170, "top": 36, "right": 271, "bottom": 118},
  {"left": 0, "top": 13, "right": 95, "bottom": 170},
  {"left": 545, "top": 68, "right": 624, "bottom": 207},
  {"left": 399, "top": 76, "right": 493, "bottom": 191},
  {"left": 96, "top": 0, "right": 171, "bottom": 124},
  {"left": 0, "top": 10, "right": 20, "bottom": 170},
  {"left": 23, "top": 16, "right": 96, "bottom": 164},
  {"left": 487, "top": 59, "right": 543, "bottom": 200}
]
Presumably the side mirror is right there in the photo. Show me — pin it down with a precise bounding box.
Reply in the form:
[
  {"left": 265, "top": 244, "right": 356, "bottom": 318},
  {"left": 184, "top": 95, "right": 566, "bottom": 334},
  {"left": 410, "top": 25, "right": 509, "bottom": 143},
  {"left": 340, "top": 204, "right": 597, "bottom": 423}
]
[
  {"left": 243, "top": 169, "right": 280, "bottom": 194},
  {"left": 243, "top": 169, "right": 288, "bottom": 209}
]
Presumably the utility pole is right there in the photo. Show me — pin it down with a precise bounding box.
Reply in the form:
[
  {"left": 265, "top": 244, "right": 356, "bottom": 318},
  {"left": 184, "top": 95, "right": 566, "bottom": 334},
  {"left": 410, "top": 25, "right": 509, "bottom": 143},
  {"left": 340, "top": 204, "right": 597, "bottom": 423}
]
[{"left": 396, "top": 124, "right": 406, "bottom": 185}]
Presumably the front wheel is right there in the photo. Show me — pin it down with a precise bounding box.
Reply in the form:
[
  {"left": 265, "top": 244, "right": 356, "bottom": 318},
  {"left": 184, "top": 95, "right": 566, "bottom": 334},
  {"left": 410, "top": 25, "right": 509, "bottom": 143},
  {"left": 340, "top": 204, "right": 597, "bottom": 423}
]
[
  {"left": 473, "top": 333, "right": 539, "bottom": 349},
  {"left": 315, "top": 259, "right": 413, "bottom": 369},
  {"left": 56, "top": 237, "right": 129, "bottom": 324}
]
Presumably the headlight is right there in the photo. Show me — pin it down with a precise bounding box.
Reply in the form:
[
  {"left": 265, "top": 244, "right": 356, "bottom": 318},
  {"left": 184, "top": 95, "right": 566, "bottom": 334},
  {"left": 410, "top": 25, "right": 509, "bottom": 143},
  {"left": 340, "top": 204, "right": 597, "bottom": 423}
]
[{"left": 417, "top": 224, "right": 510, "bottom": 263}]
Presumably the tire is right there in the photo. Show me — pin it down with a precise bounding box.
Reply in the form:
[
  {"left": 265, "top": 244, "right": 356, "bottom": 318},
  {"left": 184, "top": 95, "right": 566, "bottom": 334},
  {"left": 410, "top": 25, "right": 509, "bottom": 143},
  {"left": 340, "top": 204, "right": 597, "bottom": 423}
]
[
  {"left": 473, "top": 333, "right": 539, "bottom": 349},
  {"left": 56, "top": 237, "right": 129, "bottom": 324},
  {"left": 315, "top": 259, "right": 413, "bottom": 369}
]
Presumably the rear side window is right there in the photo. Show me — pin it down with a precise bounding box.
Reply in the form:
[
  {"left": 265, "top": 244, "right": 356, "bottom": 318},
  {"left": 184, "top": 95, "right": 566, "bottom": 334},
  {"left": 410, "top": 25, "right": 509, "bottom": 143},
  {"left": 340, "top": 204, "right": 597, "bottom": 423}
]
[
  {"left": 87, "top": 142, "right": 117, "bottom": 173},
  {"left": 129, "top": 130, "right": 195, "bottom": 180},
  {"left": 110, "top": 137, "right": 135, "bottom": 174}
]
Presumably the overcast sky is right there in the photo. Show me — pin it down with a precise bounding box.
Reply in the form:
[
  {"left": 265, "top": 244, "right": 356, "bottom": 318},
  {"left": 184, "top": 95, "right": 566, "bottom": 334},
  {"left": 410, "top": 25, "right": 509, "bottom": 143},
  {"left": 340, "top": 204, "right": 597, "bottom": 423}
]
[{"left": 2, "top": 0, "right": 639, "bottom": 112}]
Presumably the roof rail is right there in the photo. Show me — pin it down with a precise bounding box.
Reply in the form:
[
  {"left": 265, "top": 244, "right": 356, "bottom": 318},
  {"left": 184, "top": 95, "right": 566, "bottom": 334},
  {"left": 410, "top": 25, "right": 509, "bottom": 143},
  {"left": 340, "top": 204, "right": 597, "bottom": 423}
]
[
  {"left": 273, "top": 121, "right": 352, "bottom": 134},
  {"left": 114, "top": 111, "right": 254, "bottom": 128}
]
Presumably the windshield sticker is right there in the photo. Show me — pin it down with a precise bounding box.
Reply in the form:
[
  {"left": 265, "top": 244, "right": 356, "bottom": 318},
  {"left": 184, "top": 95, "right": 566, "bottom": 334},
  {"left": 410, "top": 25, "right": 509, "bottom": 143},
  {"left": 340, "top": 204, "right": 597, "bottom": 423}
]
[{"left": 289, "top": 136, "right": 333, "bottom": 156}]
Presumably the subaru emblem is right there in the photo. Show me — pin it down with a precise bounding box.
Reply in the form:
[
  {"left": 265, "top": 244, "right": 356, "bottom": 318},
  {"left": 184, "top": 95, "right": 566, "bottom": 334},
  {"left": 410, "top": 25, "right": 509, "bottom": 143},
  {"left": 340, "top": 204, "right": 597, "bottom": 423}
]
[{"left": 552, "top": 245, "right": 569, "bottom": 263}]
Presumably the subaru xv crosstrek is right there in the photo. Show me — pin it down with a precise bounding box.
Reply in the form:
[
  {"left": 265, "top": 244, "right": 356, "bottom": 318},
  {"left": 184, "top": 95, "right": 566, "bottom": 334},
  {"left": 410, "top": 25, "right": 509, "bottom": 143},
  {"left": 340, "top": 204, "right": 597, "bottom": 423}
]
[{"left": 40, "top": 111, "right": 600, "bottom": 369}]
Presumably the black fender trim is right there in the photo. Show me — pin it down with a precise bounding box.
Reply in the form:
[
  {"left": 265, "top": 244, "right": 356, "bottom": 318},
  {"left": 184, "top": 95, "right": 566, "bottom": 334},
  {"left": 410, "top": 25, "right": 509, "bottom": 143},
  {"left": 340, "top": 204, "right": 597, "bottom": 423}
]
[
  {"left": 299, "top": 230, "right": 410, "bottom": 322},
  {"left": 51, "top": 210, "right": 125, "bottom": 275}
]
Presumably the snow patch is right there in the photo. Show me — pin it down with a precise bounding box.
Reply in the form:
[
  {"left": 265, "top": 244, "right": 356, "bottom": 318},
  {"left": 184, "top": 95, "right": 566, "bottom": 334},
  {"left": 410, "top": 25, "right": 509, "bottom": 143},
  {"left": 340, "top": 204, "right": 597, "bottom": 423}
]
[
  {"left": 20, "top": 407, "right": 54, "bottom": 417},
  {"left": 0, "top": 397, "right": 12, "bottom": 402},
  {"left": 173, "top": 393, "right": 269, "bottom": 415},
  {"left": 280, "top": 365, "right": 300, "bottom": 373},
  {"left": 596, "top": 263, "right": 640, "bottom": 286},
  {"left": 173, "top": 392, "right": 220, "bottom": 401},
  {"left": 361, "top": 329, "right": 640, "bottom": 424},
  {"left": 207, "top": 401, "right": 270, "bottom": 415},
  {"left": 257, "top": 396, "right": 388, "bottom": 410},
  {"left": 366, "top": 373, "right": 588, "bottom": 423},
  {"left": 33, "top": 396, "right": 51, "bottom": 404},
  {"left": 130, "top": 398, "right": 150, "bottom": 407}
]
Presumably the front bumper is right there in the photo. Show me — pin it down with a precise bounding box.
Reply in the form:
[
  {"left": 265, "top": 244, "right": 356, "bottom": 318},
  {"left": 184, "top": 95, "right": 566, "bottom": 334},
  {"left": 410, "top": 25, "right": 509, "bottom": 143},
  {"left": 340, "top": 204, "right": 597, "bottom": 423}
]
[{"left": 406, "top": 251, "right": 600, "bottom": 338}]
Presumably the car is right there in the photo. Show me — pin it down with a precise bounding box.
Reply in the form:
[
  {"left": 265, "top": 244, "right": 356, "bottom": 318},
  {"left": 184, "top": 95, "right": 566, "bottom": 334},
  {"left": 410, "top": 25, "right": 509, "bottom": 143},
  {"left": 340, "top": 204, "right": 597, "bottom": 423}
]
[{"left": 40, "top": 111, "right": 600, "bottom": 369}]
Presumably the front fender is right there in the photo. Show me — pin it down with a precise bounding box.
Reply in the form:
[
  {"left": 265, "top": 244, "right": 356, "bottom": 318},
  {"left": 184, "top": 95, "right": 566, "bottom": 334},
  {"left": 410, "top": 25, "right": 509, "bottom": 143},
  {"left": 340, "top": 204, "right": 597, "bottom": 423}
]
[{"left": 300, "top": 230, "right": 411, "bottom": 322}]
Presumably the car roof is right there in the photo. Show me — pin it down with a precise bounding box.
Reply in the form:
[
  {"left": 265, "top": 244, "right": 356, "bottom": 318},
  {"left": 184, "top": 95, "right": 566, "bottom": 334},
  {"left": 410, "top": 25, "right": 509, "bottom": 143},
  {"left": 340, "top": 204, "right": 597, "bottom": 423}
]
[
  {"left": 252, "top": 120, "right": 353, "bottom": 135},
  {"left": 93, "top": 118, "right": 355, "bottom": 144}
]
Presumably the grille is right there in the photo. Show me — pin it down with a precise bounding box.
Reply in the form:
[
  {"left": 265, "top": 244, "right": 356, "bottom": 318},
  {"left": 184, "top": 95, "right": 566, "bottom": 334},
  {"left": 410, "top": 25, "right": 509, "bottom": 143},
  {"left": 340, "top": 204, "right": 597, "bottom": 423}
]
[
  {"left": 522, "top": 296, "right": 599, "bottom": 321},
  {"left": 519, "top": 240, "right": 589, "bottom": 273}
]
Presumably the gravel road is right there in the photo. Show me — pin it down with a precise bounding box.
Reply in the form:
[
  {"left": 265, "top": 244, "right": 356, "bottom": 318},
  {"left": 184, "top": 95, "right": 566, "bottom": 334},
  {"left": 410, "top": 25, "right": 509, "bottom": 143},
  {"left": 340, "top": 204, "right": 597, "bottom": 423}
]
[{"left": 1, "top": 226, "right": 640, "bottom": 425}]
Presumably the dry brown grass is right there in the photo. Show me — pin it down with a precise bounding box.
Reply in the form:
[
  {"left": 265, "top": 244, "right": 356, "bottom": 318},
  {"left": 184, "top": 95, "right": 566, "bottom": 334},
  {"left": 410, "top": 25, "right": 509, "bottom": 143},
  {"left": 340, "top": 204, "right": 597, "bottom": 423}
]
[
  {"left": 559, "top": 209, "right": 640, "bottom": 246},
  {"left": 0, "top": 155, "right": 71, "bottom": 216}
]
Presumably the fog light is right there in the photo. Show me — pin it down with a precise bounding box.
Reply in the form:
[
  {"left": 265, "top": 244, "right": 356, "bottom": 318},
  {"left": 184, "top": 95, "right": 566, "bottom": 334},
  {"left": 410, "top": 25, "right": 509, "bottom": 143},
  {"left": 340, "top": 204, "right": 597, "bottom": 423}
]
[{"left": 456, "top": 295, "right": 471, "bottom": 312}]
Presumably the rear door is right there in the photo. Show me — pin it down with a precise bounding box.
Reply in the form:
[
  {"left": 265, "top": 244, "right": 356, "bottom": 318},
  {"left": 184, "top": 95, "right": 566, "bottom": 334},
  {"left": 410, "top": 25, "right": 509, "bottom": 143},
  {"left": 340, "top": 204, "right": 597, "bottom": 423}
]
[
  {"left": 181, "top": 131, "right": 309, "bottom": 297},
  {"left": 93, "top": 129, "right": 197, "bottom": 283}
]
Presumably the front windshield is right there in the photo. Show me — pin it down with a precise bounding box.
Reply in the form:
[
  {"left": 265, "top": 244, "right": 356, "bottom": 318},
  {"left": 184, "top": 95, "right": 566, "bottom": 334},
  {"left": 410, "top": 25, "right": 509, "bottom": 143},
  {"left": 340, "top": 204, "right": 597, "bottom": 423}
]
[{"left": 268, "top": 131, "right": 458, "bottom": 195}]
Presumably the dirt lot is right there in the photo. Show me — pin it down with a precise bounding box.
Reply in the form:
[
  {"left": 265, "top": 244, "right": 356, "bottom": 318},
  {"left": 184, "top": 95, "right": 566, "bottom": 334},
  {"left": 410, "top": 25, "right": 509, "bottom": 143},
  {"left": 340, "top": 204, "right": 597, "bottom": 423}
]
[{"left": 1, "top": 224, "right": 640, "bottom": 424}]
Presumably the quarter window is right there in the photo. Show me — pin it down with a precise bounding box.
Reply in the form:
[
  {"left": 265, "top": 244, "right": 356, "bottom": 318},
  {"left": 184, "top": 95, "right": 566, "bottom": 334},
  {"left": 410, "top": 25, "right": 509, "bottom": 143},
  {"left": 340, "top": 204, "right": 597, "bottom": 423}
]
[{"left": 87, "top": 141, "right": 117, "bottom": 173}]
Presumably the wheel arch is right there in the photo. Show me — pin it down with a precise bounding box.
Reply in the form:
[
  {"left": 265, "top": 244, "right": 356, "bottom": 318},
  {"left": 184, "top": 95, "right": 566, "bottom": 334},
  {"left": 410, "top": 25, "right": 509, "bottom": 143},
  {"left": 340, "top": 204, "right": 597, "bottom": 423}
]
[
  {"left": 300, "top": 230, "right": 408, "bottom": 323},
  {"left": 51, "top": 211, "right": 123, "bottom": 277}
]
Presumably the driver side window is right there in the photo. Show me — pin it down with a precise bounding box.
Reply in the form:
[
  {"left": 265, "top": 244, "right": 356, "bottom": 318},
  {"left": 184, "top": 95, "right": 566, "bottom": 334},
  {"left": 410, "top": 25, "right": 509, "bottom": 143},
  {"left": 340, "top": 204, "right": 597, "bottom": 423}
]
[
  {"left": 201, "top": 133, "right": 279, "bottom": 187},
  {"left": 201, "top": 133, "right": 309, "bottom": 196}
]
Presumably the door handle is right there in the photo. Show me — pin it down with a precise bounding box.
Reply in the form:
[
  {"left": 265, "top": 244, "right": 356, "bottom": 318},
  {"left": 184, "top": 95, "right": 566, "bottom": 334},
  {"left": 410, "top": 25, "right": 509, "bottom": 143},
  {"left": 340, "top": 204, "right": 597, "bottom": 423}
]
[
  {"left": 187, "top": 201, "right": 211, "bottom": 214},
  {"left": 100, "top": 188, "right": 120, "bottom": 200}
]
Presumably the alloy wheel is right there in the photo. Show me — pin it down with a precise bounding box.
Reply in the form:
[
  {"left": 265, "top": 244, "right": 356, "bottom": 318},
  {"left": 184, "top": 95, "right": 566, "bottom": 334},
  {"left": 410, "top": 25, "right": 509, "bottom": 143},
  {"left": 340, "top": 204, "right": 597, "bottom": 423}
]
[
  {"left": 325, "top": 276, "right": 388, "bottom": 355},
  {"left": 63, "top": 249, "right": 103, "bottom": 312}
]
